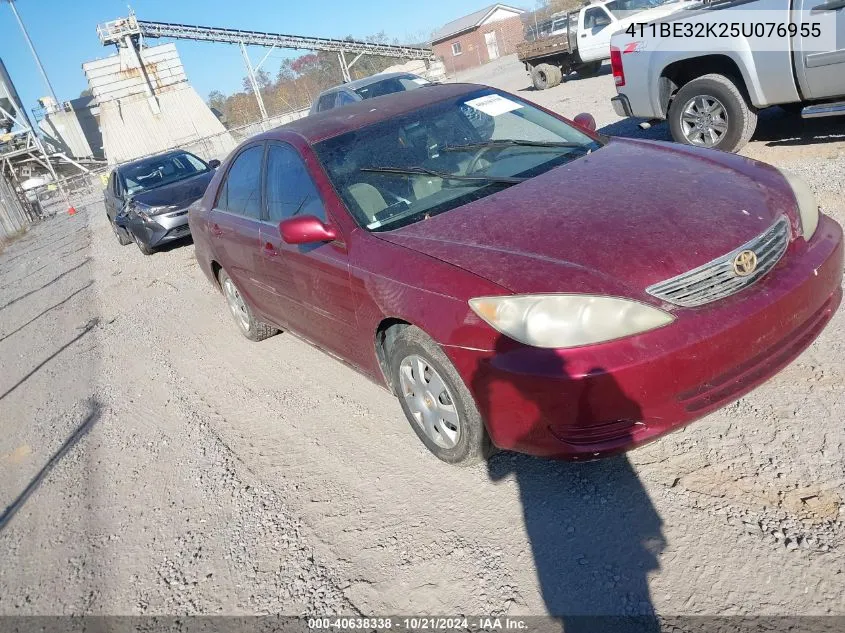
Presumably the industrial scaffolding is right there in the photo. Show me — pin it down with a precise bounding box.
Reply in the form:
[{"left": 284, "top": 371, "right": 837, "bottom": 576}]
[{"left": 96, "top": 13, "right": 436, "bottom": 123}]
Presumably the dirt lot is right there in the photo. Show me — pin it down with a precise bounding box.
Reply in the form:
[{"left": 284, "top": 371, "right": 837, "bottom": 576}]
[{"left": 1, "top": 55, "right": 844, "bottom": 618}]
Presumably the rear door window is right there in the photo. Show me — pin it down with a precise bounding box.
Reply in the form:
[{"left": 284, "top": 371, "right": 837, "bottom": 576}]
[{"left": 216, "top": 144, "right": 264, "bottom": 219}]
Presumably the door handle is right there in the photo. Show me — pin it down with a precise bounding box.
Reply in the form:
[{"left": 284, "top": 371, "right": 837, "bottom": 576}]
[
  {"left": 812, "top": 0, "right": 845, "bottom": 12},
  {"left": 211, "top": 222, "right": 223, "bottom": 237},
  {"left": 581, "top": 33, "right": 587, "bottom": 37},
  {"left": 263, "top": 242, "right": 279, "bottom": 257}
]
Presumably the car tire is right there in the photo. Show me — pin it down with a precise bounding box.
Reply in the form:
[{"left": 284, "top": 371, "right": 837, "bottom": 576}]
[
  {"left": 577, "top": 61, "right": 602, "bottom": 78},
  {"left": 132, "top": 232, "right": 154, "bottom": 255},
  {"left": 112, "top": 220, "right": 132, "bottom": 246},
  {"left": 531, "top": 64, "right": 559, "bottom": 90},
  {"left": 668, "top": 73, "right": 757, "bottom": 153},
  {"left": 218, "top": 268, "right": 278, "bottom": 342},
  {"left": 389, "top": 326, "right": 494, "bottom": 466}
]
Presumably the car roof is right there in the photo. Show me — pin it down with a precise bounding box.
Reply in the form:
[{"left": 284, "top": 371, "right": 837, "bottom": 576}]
[{"left": 261, "top": 82, "right": 486, "bottom": 145}]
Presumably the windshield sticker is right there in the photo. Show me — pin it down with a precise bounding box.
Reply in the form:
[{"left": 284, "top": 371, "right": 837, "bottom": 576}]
[{"left": 464, "top": 94, "right": 523, "bottom": 117}]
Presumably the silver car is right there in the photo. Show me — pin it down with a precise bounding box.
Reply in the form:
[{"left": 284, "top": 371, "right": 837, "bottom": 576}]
[{"left": 309, "top": 72, "right": 431, "bottom": 115}]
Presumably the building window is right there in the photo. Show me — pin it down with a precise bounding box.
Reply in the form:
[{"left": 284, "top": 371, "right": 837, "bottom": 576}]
[{"left": 451, "top": 42, "right": 462, "bottom": 56}]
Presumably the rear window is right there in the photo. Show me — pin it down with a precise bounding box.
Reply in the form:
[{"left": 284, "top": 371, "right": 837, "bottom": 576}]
[{"left": 354, "top": 76, "right": 428, "bottom": 100}]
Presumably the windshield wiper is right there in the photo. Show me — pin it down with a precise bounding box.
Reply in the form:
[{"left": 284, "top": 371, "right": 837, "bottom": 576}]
[
  {"left": 441, "top": 139, "right": 589, "bottom": 152},
  {"left": 359, "top": 166, "right": 525, "bottom": 184}
]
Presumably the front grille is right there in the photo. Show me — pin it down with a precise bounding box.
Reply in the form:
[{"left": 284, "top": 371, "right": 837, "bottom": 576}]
[{"left": 646, "top": 216, "right": 791, "bottom": 308}]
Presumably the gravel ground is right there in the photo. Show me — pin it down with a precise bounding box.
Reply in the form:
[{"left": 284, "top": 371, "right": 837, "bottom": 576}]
[{"left": 1, "top": 55, "right": 843, "bottom": 618}]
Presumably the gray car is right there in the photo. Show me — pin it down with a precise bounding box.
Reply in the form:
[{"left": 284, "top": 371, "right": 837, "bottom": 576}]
[
  {"left": 309, "top": 72, "right": 431, "bottom": 115},
  {"left": 105, "top": 150, "right": 219, "bottom": 255}
]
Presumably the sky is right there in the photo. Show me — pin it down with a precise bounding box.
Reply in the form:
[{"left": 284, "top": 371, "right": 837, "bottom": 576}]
[{"left": 0, "top": 0, "right": 530, "bottom": 115}]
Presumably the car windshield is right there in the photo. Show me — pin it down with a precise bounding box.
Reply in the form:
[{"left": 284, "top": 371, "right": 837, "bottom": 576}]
[
  {"left": 353, "top": 75, "right": 429, "bottom": 100},
  {"left": 314, "top": 89, "right": 601, "bottom": 231},
  {"left": 123, "top": 151, "right": 209, "bottom": 195}
]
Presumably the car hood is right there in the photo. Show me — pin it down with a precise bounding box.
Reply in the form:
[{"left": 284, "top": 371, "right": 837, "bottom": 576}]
[
  {"left": 131, "top": 171, "right": 214, "bottom": 213},
  {"left": 376, "top": 138, "right": 799, "bottom": 299}
]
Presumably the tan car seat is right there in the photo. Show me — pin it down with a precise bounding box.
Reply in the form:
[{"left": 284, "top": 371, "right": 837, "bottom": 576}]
[{"left": 346, "top": 183, "right": 388, "bottom": 223}]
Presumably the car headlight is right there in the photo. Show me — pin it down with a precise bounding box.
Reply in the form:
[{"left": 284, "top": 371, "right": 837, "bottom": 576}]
[
  {"left": 132, "top": 201, "right": 175, "bottom": 223},
  {"left": 777, "top": 168, "right": 819, "bottom": 240},
  {"left": 469, "top": 294, "right": 674, "bottom": 349}
]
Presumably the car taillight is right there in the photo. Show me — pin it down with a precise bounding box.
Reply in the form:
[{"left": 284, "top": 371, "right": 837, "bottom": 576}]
[{"left": 610, "top": 46, "right": 625, "bottom": 88}]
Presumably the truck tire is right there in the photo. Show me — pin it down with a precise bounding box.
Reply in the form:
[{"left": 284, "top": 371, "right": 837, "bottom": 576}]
[
  {"left": 531, "top": 64, "right": 560, "bottom": 90},
  {"left": 668, "top": 73, "right": 757, "bottom": 153},
  {"left": 577, "top": 61, "right": 602, "bottom": 78}
]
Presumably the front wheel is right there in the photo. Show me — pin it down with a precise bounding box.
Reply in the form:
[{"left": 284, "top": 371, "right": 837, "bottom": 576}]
[
  {"left": 133, "top": 231, "right": 154, "bottom": 255},
  {"left": 389, "top": 326, "right": 493, "bottom": 466},
  {"left": 668, "top": 73, "right": 757, "bottom": 153},
  {"left": 112, "top": 220, "right": 131, "bottom": 245}
]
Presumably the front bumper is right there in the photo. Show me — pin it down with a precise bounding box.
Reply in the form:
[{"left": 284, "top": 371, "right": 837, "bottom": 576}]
[
  {"left": 445, "top": 215, "right": 844, "bottom": 459},
  {"left": 134, "top": 209, "right": 192, "bottom": 247},
  {"left": 611, "top": 94, "right": 633, "bottom": 118}
]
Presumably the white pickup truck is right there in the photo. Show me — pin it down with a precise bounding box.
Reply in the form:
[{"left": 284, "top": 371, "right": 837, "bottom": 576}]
[
  {"left": 517, "top": 0, "right": 692, "bottom": 89},
  {"left": 609, "top": 0, "right": 845, "bottom": 151}
]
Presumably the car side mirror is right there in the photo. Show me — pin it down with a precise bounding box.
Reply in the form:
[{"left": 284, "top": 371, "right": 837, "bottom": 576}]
[
  {"left": 279, "top": 215, "right": 337, "bottom": 245},
  {"left": 208, "top": 159, "right": 221, "bottom": 169},
  {"left": 573, "top": 112, "right": 597, "bottom": 132}
]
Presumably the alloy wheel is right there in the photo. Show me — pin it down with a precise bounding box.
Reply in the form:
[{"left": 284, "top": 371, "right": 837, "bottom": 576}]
[{"left": 679, "top": 95, "right": 729, "bottom": 147}]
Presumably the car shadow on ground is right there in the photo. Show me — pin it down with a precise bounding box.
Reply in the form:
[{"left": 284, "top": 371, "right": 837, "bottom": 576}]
[
  {"left": 598, "top": 117, "right": 672, "bottom": 142},
  {"left": 753, "top": 107, "right": 845, "bottom": 147},
  {"left": 475, "top": 337, "right": 664, "bottom": 630}
]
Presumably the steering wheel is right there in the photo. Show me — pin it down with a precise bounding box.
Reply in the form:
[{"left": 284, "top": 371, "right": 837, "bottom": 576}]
[{"left": 465, "top": 145, "right": 512, "bottom": 176}]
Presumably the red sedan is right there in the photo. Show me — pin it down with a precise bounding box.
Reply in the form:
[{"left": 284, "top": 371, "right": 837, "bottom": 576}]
[{"left": 189, "top": 83, "right": 843, "bottom": 466}]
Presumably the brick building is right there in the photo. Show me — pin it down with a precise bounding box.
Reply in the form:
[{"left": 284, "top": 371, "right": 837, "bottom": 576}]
[{"left": 431, "top": 4, "right": 526, "bottom": 74}]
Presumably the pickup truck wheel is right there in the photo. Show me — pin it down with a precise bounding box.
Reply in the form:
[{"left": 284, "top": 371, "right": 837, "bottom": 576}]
[
  {"left": 668, "top": 74, "right": 757, "bottom": 153},
  {"left": 531, "top": 64, "right": 559, "bottom": 90}
]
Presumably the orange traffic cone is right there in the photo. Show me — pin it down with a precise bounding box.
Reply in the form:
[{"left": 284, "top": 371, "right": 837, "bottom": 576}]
[{"left": 67, "top": 206, "right": 77, "bottom": 216}]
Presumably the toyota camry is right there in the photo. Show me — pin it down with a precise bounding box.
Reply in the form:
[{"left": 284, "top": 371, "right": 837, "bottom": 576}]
[{"left": 189, "top": 83, "right": 843, "bottom": 465}]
